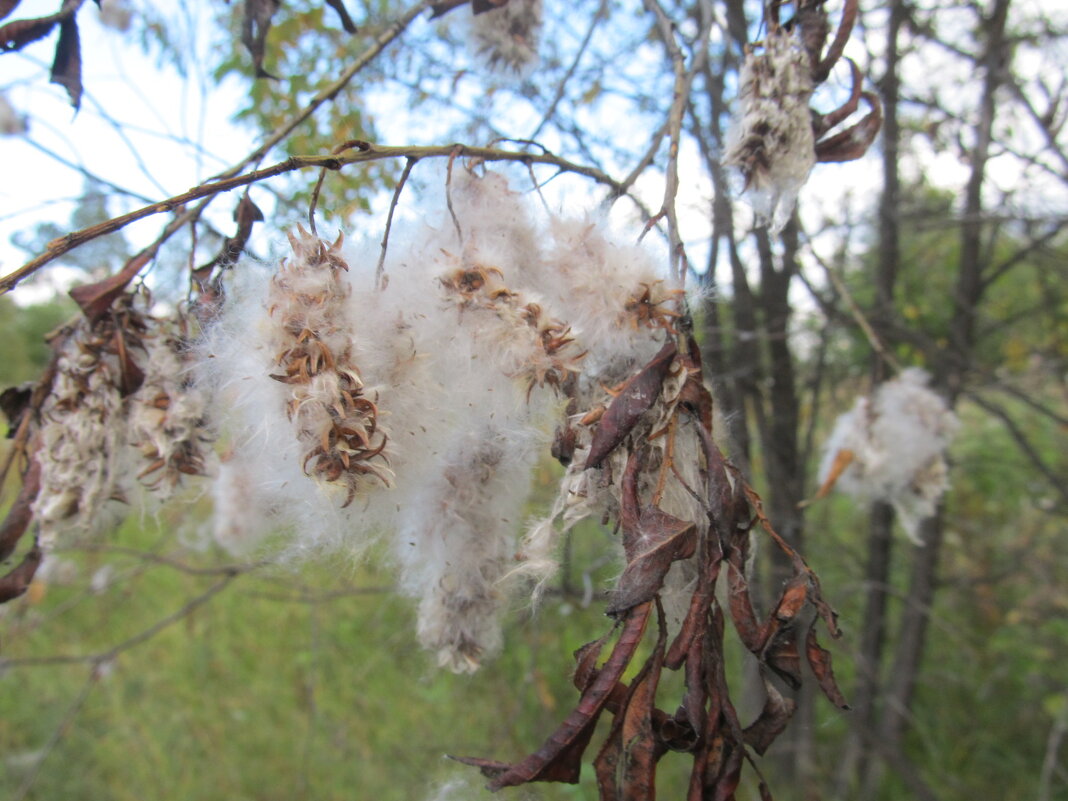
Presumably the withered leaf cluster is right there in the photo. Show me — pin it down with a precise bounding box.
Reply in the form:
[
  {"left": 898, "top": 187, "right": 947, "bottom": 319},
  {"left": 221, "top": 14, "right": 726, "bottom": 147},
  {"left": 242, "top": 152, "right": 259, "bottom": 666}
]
[{"left": 457, "top": 335, "right": 846, "bottom": 800}]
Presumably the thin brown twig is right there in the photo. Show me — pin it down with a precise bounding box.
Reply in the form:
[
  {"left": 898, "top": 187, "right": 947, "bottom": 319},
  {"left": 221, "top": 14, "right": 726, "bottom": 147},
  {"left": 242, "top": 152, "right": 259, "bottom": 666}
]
[
  {"left": 210, "top": 1, "right": 433, "bottom": 183},
  {"left": 967, "top": 391, "right": 1068, "bottom": 508},
  {"left": 445, "top": 145, "right": 465, "bottom": 244},
  {"left": 310, "top": 139, "right": 373, "bottom": 235},
  {"left": 376, "top": 157, "right": 418, "bottom": 290},
  {"left": 528, "top": 0, "right": 608, "bottom": 142},
  {"left": 642, "top": 0, "right": 713, "bottom": 284},
  {"left": 1, "top": 1, "right": 432, "bottom": 299},
  {"left": 0, "top": 573, "right": 239, "bottom": 668},
  {"left": 58, "top": 543, "right": 271, "bottom": 576},
  {"left": 1, "top": 143, "right": 624, "bottom": 295},
  {"left": 804, "top": 237, "right": 904, "bottom": 374},
  {"left": 13, "top": 666, "right": 101, "bottom": 801}
]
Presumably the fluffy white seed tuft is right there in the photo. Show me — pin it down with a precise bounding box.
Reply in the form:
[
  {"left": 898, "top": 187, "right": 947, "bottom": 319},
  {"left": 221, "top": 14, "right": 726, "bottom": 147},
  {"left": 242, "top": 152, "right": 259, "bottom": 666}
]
[
  {"left": 197, "top": 170, "right": 687, "bottom": 670},
  {"left": 818, "top": 369, "right": 959, "bottom": 542},
  {"left": 468, "top": 0, "right": 543, "bottom": 75},
  {"left": 723, "top": 28, "right": 816, "bottom": 233}
]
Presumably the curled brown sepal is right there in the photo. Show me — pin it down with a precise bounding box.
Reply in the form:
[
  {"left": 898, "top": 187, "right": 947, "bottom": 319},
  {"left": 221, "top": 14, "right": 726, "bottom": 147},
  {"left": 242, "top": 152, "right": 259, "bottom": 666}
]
[
  {"left": 741, "top": 673, "right": 797, "bottom": 756},
  {"left": 815, "top": 92, "right": 883, "bottom": 164},
  {"left": 0, "top": 542, "right": 43, "bottom": 603},
  {"left": 805, "top": 626, "right": 850, "bottom": 709},
  {"left": 69, "top": 251, "right": 151, "bottom": 324},
  {"left": 454, "top": 601, "right": 653, "bottom": 790},
  {"left": 0, "top": 0, "right": 81, "bottom": 52},
  {"left": 585, "top": 341, "right": 677, "bottom": 470},
  {"left": 0, "top": 456, "right": 40, "bottom": 562}
]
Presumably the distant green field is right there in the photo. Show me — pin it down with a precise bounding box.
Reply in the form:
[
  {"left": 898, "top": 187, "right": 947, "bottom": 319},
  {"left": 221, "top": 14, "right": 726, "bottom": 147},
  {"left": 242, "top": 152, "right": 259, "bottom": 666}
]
[{"left": 0, "top": 499, "right": 692, "bottom": 801}]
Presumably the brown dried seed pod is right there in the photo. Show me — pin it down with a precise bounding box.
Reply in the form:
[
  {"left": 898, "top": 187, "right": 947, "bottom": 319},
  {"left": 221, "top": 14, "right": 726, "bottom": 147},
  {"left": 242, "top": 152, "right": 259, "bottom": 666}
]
[{"left": 267, "top": 226, "right": 391, "bottom": 503}]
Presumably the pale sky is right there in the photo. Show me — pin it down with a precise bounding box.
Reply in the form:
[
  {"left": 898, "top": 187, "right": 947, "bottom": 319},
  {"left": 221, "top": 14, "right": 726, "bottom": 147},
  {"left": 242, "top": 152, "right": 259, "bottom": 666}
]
[{"left": 2, "top": 0, "right": 1064, "bottom": 307}]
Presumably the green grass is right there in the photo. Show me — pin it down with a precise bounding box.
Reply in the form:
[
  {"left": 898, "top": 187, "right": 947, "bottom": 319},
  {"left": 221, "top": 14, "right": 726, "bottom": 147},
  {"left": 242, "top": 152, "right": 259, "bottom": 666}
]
[{"left": 0, "top": 504, "right": 687, "bottom": 801}]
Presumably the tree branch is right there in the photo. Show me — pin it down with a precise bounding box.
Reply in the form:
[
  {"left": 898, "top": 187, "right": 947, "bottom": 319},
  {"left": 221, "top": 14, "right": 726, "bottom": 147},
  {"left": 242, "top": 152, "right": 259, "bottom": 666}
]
[{"left": 0, "top": 143, "right": 625, "bottom": 295}]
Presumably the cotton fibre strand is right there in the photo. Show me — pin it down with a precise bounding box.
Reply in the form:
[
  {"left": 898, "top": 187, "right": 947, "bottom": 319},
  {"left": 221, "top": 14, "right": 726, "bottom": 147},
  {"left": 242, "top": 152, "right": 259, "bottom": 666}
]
[
  {"left": 197, "top": 170, "right": 685, "bottom": 671},
  {"left": 818, "top": 369, "right": 959, "bottom": 542}
]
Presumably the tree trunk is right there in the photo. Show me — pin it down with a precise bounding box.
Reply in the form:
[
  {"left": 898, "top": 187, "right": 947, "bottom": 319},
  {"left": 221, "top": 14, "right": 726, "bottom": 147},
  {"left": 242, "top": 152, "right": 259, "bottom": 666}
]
[{"left": 867, "top": 0, "right": 1012, "bottom": 790}]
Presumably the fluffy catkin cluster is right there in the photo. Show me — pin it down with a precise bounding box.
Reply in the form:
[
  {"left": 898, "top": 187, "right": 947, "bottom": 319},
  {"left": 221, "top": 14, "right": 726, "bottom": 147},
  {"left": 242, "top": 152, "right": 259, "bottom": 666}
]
[
  {"left": 129, "top": 313, "right": 213, "bottom": 497},
  {"left": 267, "top": 228, "right": 390, "bottom": 505},
  {"left": 33, "top": 297, "right": 212, "bottom": 549},
  {"left": 33, "top": 319, "right": 133, "bottom": 549},
  {"left": 818, "top": 368, "right": 959, "bottom": 542},
  {"left": 438, "top": 261, "right": 585, "bottom": 397},
  {"left": 723, "top": 26, "right": 816, "bottom": 233},
  {"left": 468, "top": 0, "right": 543, "bottom": 74},
  {"left": 200, "top": 170, "right": 686, "bottom": 672}
]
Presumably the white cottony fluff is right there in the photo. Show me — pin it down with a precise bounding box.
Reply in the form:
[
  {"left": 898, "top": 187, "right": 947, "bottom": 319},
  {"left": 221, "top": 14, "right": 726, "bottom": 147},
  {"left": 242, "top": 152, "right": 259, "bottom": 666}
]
[
  {"left": 723, "top": 28, "right": 816, "bottom": 233},
  {"left": 128, "top": 316, "right": 214, "bottom": 498},
  {"left": 198, "top": 169, "right": 684, "bottom": 671},
  {"left": 468, "top": 0, "right": 543, "bottom": 74},
  {"left": 34, "top": 326, "right": 132, "bottom": 549},
  {"left": 818, "top": 369, "right": 959, "bottom": 543},
  {"left": 34, "top": 305, "right": 214, "bottom": 551}
]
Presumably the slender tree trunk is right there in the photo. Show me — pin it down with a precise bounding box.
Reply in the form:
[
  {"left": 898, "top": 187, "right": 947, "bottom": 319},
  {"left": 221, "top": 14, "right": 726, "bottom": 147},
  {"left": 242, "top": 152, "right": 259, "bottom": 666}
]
[
  {"left": 869, "top": 0, "right": 1012, "bottom": 789},
  {"left": 839, "top": 0, "right": 906, "bottom": 792}
]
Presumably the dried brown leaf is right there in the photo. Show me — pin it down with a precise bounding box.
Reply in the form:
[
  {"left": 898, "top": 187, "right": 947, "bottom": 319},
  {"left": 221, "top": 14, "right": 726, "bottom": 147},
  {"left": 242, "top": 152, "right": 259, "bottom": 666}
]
[
  {"left": 608, "top": 506, "right": 697, "bottom": 617},
  {"left": 726, "top": 548, "right": 762, "bottom": 653},
  {"left": 815, "top": 92, "right": 883, "bottom": 163},
  {"left": 69, "top": 252, "right": 151, "bottom": 323},
  {"left": 473, "top": 0, "right": 509, "bottom": 12},
  {"left": 0, "top": 13, "right": 57, "bottom": 50},
  {"left": 619, "top": 620, "right": 667, "bottom": 801},
  {"left": 0, "top": 382, "right": 32, "bottom": 433},
  {"left": 49, "top": 16, "right": 81, "bottom": 109},
  {"left": 585, "top": 341, "right": 677, "bottom": 469},
  {"left": 742, "top": 676, "right": 797, "bottom": 755},
  {"left": 0, "top": 542, "right": 42, "bottom": 603},
  {"left": 324, "top": 0, "right": 356, "bottom": 32},
  {"left": 241, "top": 0, "right": 280, "bottom": 78},
  {"left": 465, "top": 602, "right": 652, "bottom": 790},
  {"left": 195, "top": 194, "right": 264, "bottom": 282},
  {"left": 0, "top": 0, "right": 22, "bottom": 23},
  {"left": 805, "top": 627, "right": 849, "bottom": 709},
  {"left": 0, "top": 457, "right": 40, "bottom": 561},
  {"left": 429, "top": 0, "right": 468, "bottom": 17}
]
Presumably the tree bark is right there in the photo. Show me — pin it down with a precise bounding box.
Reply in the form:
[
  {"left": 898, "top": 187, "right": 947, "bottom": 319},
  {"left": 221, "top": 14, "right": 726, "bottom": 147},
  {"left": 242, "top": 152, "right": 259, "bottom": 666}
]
[{"left": 872, "top": 0, "right": 1012, "bottom": 785}]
